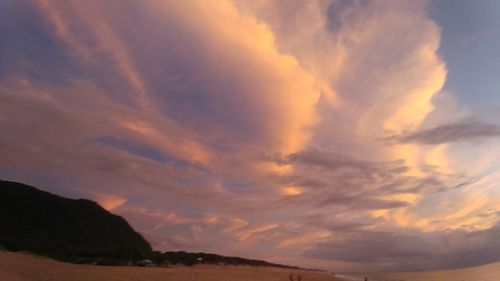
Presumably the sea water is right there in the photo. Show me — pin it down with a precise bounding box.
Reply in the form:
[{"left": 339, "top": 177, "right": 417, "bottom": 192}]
[{"left": 336, "top": 261, "right": 500, "bottom": 281}]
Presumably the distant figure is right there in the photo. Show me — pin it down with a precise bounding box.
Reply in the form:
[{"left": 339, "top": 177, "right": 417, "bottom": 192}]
[
  {"left": 289, "top": 273, "right": 294, "bottom": 281},
  {"left": 298, "top": 274, "right": 302, "bottom": 281},
  {"left": 364, "top": 277, "right": 368, "bottom": 281}
]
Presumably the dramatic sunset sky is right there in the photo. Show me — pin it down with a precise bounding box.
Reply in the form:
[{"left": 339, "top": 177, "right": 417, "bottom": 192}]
[{"left": 1, "top": 0, "right": 500, "bottom": 272}]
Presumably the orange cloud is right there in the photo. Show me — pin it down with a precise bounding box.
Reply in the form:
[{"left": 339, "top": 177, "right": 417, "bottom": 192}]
[{"left": 94, "top": 195, "right": 127, "bottom": 211}]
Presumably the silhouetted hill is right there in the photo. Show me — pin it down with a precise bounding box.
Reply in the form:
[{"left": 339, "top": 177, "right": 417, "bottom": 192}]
[
  {"left": 0, "top": 180, "right": 152, "bottom": 262},
  {"left": 0, "top": 180, "right": 306, "bottom": 269}
]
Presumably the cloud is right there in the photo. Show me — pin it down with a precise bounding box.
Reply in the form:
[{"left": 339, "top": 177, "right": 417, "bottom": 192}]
[
  {"left": 275, "top": 148, "right": 471, "bottom": 196},
  {"left": 1, "top": 0, "right": 499, "bottom": 272},
  {"left": 286, "top": 148, "right": 385, "bottom": 172},
  {"left": 387, "top": 119, "right": 500, "bottom": 145},
  {"left": 270, "top": 147, "right": 484, "bottom": 240},
  {"left": 35, "top": 0, "right": 323, "bottom": 156},
  {"left": 304, "top": 222, "right": 500, "bottom": 271}
]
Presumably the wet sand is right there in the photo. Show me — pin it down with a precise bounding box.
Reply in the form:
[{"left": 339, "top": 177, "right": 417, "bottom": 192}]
[{"left": 0, "top": 251, "right": 344, "bottom": 281}]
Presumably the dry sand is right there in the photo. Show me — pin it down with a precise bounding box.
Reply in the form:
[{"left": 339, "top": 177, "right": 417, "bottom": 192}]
[{"left": 0, "top": 251, "right": 344, "bottom": 281}]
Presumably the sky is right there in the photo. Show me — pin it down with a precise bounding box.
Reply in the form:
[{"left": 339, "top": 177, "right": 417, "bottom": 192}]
[{"left": 1, "top": 0, "right": 500, "bottom": 272}]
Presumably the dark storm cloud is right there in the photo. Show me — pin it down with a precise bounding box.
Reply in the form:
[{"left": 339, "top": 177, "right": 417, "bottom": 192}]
[
  {"left": 304, "top": 222, "right": 500, "bottom": 271},
  {"left": 388, "top": 119, "right": 500, "bottom": 145}
]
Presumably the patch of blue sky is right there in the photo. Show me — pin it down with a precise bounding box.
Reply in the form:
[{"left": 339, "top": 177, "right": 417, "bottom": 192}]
[
  {"left": 0, "top": 1, "right": 82, "bottom": 85},
  {"left": 429, "top": 0, "right": 500, "bottom": 109}
]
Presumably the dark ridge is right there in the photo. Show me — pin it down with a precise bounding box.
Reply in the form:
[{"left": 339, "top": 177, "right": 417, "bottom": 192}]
[
  {"left": 0, "top": 180, "right": 152, "bottom": 262},
  {"left": 0, "top": 179, "right": 312, "bottom": 269}
]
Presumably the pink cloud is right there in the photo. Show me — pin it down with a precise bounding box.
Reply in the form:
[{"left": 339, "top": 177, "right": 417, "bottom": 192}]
[{"left": 1, "top": 0, "right": 499, "bottom": 272}]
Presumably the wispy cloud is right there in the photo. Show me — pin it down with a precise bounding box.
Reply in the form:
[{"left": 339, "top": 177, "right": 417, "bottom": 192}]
[
  {"left": 387, "top": 119, "right": 500, "bottom": 145},
  {"left": 272, "top": 148, "right": 475, "bottom": 214}
]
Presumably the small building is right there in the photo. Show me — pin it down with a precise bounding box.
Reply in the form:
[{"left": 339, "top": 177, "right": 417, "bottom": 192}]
[{"left": 136, "top": 259, "right": 153, "bottom": 267}]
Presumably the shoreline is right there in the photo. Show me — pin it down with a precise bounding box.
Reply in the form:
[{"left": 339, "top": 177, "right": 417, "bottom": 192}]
[{"left": 0, "top": 250, "right": 345, "bottom": 281}]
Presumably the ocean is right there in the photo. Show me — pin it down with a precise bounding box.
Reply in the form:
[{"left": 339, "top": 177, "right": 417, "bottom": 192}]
[{"left": 336, "top": 261, "right": 500, "bottom": 281}]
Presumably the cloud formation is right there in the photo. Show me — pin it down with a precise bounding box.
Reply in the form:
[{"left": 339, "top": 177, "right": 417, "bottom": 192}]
[
  {"left": 0, "top": 0, "right": 499, "bottom": 272},
  {"left": 305, "top": 222, "right": 500, "bottom": 271},
  {"left": 388, "top": 119, "right": 500, "bottom": 144}
]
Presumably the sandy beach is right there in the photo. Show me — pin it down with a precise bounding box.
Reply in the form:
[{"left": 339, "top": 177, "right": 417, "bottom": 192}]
[{"left": 0, "top": 251, "right": 344, "bottom": 281}]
